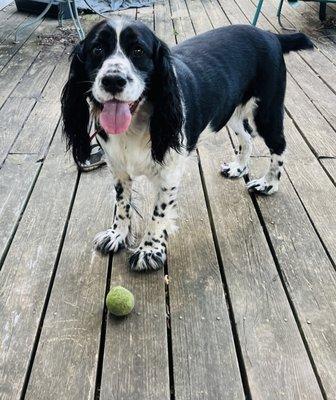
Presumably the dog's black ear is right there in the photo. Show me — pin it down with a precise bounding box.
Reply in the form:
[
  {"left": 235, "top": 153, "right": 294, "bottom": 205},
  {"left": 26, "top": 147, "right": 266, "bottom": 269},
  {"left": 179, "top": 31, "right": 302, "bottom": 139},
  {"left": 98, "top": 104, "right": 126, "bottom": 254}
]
[
  {"left": 61, "top": 43, "right": 91, "bottom": 164},
  {"left": 149, "top": 39, "right": 183, "bottom": 163}
]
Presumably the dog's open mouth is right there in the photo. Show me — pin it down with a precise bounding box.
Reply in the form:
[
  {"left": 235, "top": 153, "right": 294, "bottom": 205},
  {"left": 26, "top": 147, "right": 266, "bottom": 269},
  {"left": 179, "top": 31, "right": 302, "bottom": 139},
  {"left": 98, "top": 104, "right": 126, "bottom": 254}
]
[{"left": 99, "top": 98, "right": 141, "bottom": 135}]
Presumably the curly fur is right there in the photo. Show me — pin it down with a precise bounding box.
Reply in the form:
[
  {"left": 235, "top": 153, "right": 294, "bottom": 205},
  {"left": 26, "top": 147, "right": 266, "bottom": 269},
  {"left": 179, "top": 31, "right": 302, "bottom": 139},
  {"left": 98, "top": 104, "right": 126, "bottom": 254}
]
[
  {"left": 148, "top": 40, "right": 184, "bottom": 163},
  {"left": 61, "top": 44, "right": 91, "bottom": 164}
]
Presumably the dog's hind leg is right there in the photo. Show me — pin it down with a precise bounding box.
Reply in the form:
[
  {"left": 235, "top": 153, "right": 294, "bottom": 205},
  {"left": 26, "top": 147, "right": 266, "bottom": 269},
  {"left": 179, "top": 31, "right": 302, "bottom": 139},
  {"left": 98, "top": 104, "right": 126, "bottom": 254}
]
[
  {"left": 246, "top": 102, "right": 286, "bottom": 195},
  {"left": 221, "top": 99, "right": 256, "bottom": 179}
]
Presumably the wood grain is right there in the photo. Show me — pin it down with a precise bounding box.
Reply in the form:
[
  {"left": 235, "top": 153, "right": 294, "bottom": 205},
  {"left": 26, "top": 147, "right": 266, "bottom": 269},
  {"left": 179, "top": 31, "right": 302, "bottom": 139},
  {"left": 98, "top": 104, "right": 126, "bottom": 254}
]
[
  {"left": 251, "top": 157, "right": 336, "bottom": 399},
  {"left": 259, "top": 0, "right": 336, "bottom": 93},
  {"left": 282, "top": 116, "right": 336, "bottom": 264},
  {"left": 198, "top": 132, "right": 324, "bottom": 399},
  {"left": 169, "top": 156, "right": 245, "bottom": 400},
  {"left": 279, "top": 0, "right": 336, "bottom": 64},
  {"left": 0, "top": 17, "right": 44, "bottom": 72},
  {"left": 0, "top": 20, "right": 59, "bottom": 106},
  {"left": 157, "top": 4, "right": 245, "bottom": 399},
  {"left": 321, "top": 158, "right": 336, "bottom": 184},
  {"left": 12, "top": 54, "right": 69, "bottom": 157},
  {"left": 100, "top": 215, "right": 171, "bottom": 400},
  {"left": 24, "top": 166, "right": 112, "bottom": 400},
  {"left": 100, "top": 9, "right": 171, "bottom": 400},
  {"left": 0, "top": 154, "right": 41, "bottom": 265},
  {"left": 0, "top": 35, "right": 65, "bottom": 165},
  {"left": 0, "top": 0, "right": 14, "bottom": 11},
  {"left": 0, "top": 97, "right": 36, "bottom": 165},
  {"left": 0, "top": 130, "right": 78, "bottom": 400},
  {"left": 0, "top": 7, "right": 30, "bottom": 44},
  {"left": 0, "top": 3, "right": 336, "bottom": 399}
]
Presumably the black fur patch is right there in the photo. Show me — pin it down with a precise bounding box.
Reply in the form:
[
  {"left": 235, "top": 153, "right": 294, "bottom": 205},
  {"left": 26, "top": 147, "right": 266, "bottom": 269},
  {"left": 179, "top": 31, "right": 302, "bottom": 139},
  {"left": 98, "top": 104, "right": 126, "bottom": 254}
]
[
  {"left": 115, "top": 182, "right": 123, "bottom": 200},
  {"left": 243, "top": 118, "right": 253, "bottom": 135}
]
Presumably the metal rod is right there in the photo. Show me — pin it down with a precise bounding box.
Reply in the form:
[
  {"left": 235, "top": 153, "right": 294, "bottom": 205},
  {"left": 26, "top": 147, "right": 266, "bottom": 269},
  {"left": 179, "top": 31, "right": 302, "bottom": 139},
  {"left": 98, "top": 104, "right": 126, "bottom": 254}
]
[
  {"left": 81, "top": 0, "right": 110, "bottom": 19},
  {"left": 67, "top": 0, "right": 85, "bottom": 39},
  {"left": 277, "top": 0, "right": 296, "bottom": 31},
  {"left": 251, "top": 0, "right": 264, "bottom": 26},
  {"left": 72, "top": 0, "right": 85, "bottom": 38},
  {"left": 14, "top": 2, "right": 52, "bottom": 43}
]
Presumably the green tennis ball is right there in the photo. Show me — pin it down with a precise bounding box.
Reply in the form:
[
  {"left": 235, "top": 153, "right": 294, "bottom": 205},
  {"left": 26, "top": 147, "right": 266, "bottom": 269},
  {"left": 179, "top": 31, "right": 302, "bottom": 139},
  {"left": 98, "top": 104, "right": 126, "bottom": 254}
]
[{"left": 106, "top": 286, "right": 134, "bottom": 316}]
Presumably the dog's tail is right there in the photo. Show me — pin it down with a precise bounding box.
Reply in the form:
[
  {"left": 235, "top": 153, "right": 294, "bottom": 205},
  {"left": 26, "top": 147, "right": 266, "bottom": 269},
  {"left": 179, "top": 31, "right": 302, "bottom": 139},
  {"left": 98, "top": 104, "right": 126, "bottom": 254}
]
[{"left": 277, "top": 32, "right": 314, "bottom": 54}]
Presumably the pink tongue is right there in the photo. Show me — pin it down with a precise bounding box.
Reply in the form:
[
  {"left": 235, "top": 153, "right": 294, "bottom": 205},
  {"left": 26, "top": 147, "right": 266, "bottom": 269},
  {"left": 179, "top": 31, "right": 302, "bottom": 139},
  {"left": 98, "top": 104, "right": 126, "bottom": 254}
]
[{"left": 99, "top": 101, "right": 132, "bottom": 135}]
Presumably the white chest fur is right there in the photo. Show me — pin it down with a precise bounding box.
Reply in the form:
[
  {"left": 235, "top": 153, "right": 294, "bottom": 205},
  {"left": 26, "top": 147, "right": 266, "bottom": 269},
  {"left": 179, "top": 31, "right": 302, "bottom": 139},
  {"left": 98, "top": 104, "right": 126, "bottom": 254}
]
[{"left": 97, "top": 100, "right": 159, "bottom": 180}]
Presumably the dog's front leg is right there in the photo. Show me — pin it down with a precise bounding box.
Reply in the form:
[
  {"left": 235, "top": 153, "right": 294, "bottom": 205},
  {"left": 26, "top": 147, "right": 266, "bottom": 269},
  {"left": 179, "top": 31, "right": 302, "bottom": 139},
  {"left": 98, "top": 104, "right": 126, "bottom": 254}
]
[
  {"left": 129, "top": 182, "right": 179, "bottom": 271},
  {"left": 94, "top": 173, "right": 134, "bottom": 254}
]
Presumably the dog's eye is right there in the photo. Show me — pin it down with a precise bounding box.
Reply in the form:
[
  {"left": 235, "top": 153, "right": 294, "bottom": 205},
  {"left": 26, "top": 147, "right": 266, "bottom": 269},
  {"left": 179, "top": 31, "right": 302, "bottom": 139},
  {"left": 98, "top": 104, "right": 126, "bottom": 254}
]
[
  {"left": 132, "top": 46, "right": 144, "bottom": 57},
  {"left": 92, "top": 46, "right": 104, "bottom": 57}
]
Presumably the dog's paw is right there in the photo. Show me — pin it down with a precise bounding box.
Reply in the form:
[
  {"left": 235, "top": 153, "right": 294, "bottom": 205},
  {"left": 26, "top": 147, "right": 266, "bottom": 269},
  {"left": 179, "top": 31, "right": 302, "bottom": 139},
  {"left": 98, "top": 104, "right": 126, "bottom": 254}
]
[
  {"left": 129, "top": 242, "right": 167, "bottom": 272},
  {"left": 93, "top": 228, "right": 127, "bottom": 255},
  {"left": 246, "top": 177, "right": 278, "bottom": 195},
  {"left": 220, "top": 162, "right": 248, "bottom": 179}
]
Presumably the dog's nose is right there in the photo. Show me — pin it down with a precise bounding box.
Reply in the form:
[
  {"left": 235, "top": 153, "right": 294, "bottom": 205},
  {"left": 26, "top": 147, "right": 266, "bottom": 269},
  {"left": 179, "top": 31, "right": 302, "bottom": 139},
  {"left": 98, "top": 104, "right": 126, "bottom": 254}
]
[{"left": 101, "top": 75, "right": 127, "bottom": 94}]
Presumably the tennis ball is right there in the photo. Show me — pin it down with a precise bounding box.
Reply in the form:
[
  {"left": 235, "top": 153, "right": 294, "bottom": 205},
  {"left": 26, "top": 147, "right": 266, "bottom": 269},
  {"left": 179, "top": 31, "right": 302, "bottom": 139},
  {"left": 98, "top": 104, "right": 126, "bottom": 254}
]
[{"left": 106, "top": 286, "right": 134, "bottom": 316}]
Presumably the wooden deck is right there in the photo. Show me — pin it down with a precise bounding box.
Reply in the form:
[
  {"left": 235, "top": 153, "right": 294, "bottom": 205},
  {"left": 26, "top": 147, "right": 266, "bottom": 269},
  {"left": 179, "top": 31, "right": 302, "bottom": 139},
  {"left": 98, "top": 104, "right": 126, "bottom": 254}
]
[{"left": 1, "top": 0, "right": 336, "bottom": 399}]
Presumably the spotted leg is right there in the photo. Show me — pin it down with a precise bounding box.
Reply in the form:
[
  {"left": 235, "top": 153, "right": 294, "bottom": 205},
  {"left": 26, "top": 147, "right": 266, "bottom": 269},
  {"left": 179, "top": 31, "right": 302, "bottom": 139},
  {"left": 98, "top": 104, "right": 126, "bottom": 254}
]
[
  {"left": 129, "top": 183, "right": 179, "bottom": 271},
  {"left": 247, "top": 153, "right": 284, "bottom": 195},
  {"left": 94, "top": 175, "right": 134, "bottom": 254},
  {"left": 246, "top": 97, "right": 286, "bottom": 195},
  {"left": 221, "top": 119, "right": 253, "bottom": 179}
]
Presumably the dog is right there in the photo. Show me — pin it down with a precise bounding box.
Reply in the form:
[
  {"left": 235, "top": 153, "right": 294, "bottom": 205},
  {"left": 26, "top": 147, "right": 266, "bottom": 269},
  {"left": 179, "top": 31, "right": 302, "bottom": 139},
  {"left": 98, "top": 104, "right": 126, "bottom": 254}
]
[{"left": 61, "top": 18, "right": 313, "bottom": 271}]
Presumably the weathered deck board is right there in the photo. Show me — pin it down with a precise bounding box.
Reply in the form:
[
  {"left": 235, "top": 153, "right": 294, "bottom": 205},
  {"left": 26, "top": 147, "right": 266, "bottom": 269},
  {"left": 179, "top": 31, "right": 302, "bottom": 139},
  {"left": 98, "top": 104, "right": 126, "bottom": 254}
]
[
  {"left": 0, "top": 97, "right": 36, "bottom": 165},
  {"left": 198, "top": 133, "right": 324, "bottom": 399},
  {"left": 170, "top": 0, "right": 195, "bottom": 41},
  {"left": 100, "top": 9, "right": 171, "bottom": 400},
  {"left": 260, "top": 0, "right": 336, "bottom": 93},
  {"left": 0, "top": 17, "right": 44, "bottom": 72},
  {"left": 169, "top": 158, "right": 245, "bottom": 400},
  {"left": 0, "top": 3, "right": 16, "bottom": 19},
  {"left": 11, "top": 51, "right": 71, "bottom": 157},
  {"left": 321, "top": 158, "right": 336, "bottom": 184},
  {"left": 0, "top": 0, "right": 14, "bottom": 11},
  {"left": 270, "top": 0, "right": 336, "bottom": 65},
  {"left": 0, "top": 131, "right": 78, "bottom": 400},
  {"left": 284, "top": 75, "right": 336, "bottom": 158},
  {"left": 0, "top": 9, "right": 30, "bottom": 44},
  {"left": 157, "top": 4, "right": 245, "bottom": 398},
  {"left": 0, "top": 20, "right": 59, "bottom": 106},
  {"left": 101, "top": 226, "right": 171, "bottom": 400},
  {"left": 282, "top": 116, "right": 336, "bottom": 263},
  {"left": 24, "top": 168, "right": 110, "bottom": 400},
  {"left": 0, "top": 154, "right": 41, "bottom": 265},
  {"left": 249, "top": 158, "right": 336, "bottom": 399},
  {"left": 0, "top": 3, "right": 336, "bottom": 399}
]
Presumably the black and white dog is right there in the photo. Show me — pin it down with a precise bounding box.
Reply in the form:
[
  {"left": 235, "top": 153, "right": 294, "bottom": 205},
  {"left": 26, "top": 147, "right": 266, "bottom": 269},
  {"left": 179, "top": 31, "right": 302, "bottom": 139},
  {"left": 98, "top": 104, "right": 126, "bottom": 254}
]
[{"left": 61, "top": 18, "right": 313, "bottom": 271}]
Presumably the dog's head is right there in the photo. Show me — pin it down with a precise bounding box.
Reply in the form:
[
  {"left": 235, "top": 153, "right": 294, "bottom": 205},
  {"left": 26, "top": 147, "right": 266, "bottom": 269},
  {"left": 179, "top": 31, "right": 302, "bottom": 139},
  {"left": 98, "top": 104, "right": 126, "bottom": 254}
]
[{"left": 61, "top": 18, "right": 183, "bottom": 164}]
